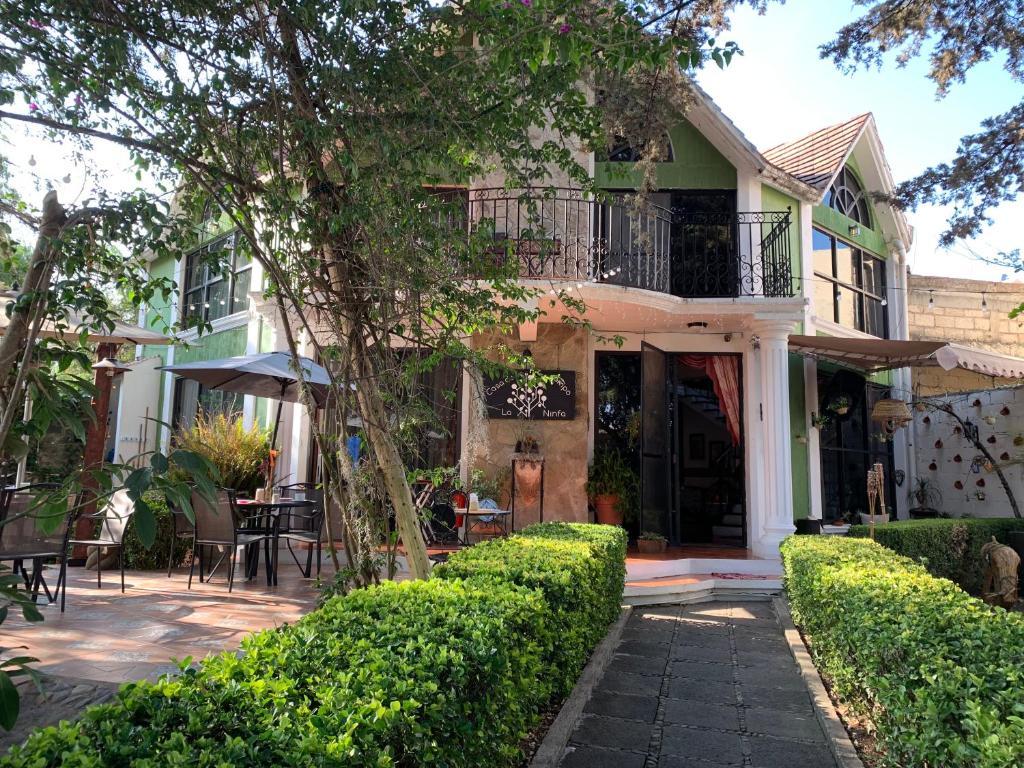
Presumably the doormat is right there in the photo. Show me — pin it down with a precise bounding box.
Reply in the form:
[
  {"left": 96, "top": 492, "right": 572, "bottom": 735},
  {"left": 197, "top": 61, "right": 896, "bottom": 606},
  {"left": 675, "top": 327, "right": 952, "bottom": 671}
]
[{"left": 711, "top": 572, "right": 771, "bottom": 580}]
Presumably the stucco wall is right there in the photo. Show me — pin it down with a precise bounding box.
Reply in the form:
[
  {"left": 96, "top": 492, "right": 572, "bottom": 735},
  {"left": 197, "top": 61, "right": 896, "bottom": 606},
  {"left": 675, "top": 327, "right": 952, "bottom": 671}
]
[
  {"left": 463, "top": 324, "right": 590, "bottom": 526},
  {"left": 908, "top": 275, "right": 1024, "bottom": 394}
]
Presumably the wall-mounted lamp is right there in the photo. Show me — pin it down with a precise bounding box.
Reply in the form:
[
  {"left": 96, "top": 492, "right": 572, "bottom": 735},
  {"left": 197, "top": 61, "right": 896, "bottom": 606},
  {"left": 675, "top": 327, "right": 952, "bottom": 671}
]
[
  {"left": 848, "top": 224, "right": 861, "bottom": 237},
  {"left": 750, "top": 335, "right": 761, "bottom": 350},
  {"left": 92, "top": 358, "right": 132, "bottom": 378}
]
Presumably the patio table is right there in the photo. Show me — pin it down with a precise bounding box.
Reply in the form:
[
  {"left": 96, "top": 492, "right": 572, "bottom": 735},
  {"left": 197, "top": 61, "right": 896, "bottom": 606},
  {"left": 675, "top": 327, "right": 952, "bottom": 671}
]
[
  {"left": 234, "top": 498, "right": 314, "bottom": 585},
  {"left": 462, "top": 508, "right": 512, "bottom": 542}
]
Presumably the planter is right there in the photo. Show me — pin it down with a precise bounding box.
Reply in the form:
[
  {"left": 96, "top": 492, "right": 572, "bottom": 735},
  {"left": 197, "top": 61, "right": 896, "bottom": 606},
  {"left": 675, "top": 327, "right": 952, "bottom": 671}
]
[
  {"left": 833, "top": 406, "right": 849, "bottom": 416},
  {"left": 909, "top": 506, "right": 939, "bottom": 519},
  {"left": 593, "top": 494, "right": 622, "bottom": 526},
  {"left": 637, "top": 538, "right": 667, "bottom": 554}
]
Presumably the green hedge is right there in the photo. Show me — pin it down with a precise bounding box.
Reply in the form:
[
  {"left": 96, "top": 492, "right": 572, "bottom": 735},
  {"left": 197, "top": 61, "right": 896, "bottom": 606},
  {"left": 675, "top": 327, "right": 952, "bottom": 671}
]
[
  {"left": 848, "top": 518, "right": 1024, "bottom": 593},
  {"left": 435, "top": 522, "right": 627, "bottom": 696},
  {"left": 782, "top": 535, "right": 1024, "bottom": 768},
  {"left": 120, "top": 492, "right": 191, "bottom": 571},
  {"left": 3, "top": 523, "right": 625, "bottom": 767}
]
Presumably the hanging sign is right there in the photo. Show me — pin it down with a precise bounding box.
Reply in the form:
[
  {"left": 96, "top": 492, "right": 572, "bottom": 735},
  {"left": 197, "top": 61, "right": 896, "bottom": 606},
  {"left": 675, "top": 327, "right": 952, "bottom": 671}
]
[{"left": 483, "top": 370, "right": 576, "bottom": 420}]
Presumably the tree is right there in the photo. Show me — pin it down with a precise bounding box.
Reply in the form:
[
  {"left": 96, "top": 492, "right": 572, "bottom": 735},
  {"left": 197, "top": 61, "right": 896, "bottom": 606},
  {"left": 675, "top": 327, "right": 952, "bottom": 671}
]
[{"left": 821, "top": 1, "right": 1024, "bottom": 246}]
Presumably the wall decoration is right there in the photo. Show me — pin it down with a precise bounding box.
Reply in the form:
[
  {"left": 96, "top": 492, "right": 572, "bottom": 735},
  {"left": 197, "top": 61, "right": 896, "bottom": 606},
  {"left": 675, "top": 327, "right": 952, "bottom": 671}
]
[
  {"left": 953, "top": 454, "right": 962, "bottom": 463},
  {"left": 954, "top": 480, "right": 964, "bottom": 490},
  {"left": 1002, "top": 406, "right": 1011, "bottom": 416},
  {"left": 484, "top": 370, "right": 575, "bottom": 420}
]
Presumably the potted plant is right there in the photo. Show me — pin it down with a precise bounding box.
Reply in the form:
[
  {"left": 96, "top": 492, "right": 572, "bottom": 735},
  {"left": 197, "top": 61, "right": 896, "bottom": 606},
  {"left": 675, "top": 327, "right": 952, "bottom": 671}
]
[
  {"left": 637, "top": 531, "right": 667, "bottom": 554},
  {"left": 828, "top": 395, "right": 852, "bottom": 416},
  {"left": 586, "top": 445, "right": 635, "bottom": 526},
  {"left": 908, "top": 477, "right": 942, "bottom": 518}
]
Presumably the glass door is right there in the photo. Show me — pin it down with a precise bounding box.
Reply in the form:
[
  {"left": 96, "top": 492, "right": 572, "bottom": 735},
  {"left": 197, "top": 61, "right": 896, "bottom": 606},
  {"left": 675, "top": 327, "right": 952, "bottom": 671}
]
[{"left": 640, "top": 342, "right": 674, "bottom": 539}]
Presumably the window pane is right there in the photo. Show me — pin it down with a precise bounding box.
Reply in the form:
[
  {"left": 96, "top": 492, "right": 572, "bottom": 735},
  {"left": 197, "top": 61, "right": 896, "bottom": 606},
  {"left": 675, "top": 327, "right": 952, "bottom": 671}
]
[
  {"left": 863, "top": 296, "right": 886, "bottom": 337},
  {"left": 813, "top": 280, "right": 837, "bottom": 323},
  {"left": 812, "top": 229, "right": 833, "bottom": 276},
  {"left": 835, "top": 239, "right": 855, "bottom": 285},
  {"left": 232, "top": 268, "right": 251, "bottom": 313},
  {"left": 206, "top": 279, "right": 229, "bottom": 321},
  {"left": 836, "top": 284, "right": 859, "bottom": 329},
  {"left": 184, "top": 289, "right": 204, "bottom": 322},
  {"left": 862, "top": 255, "right": 885, "bottom": 297}
]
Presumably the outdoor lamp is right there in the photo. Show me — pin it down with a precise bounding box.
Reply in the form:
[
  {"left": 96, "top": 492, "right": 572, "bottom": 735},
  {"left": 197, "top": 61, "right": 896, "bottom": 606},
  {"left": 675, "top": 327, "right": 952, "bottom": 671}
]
[{"left": 92, "top": 358, "right": 132, "bottom": 378}]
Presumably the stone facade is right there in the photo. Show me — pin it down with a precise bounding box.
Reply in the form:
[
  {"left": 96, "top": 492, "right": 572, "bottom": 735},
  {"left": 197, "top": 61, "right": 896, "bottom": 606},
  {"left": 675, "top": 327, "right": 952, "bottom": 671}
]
[
  {"left": 908, "top": 274, "right": 1024, "bottom": 394},
  {"left": 463, "top": 324, "right": 590, "bottom": 527}
]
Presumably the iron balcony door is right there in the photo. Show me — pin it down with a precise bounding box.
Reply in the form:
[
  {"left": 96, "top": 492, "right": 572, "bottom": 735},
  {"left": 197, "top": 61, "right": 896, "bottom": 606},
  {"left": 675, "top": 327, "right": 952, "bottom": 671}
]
[{"left": 640, "top": 342, "right": 676, "bottom": 542}]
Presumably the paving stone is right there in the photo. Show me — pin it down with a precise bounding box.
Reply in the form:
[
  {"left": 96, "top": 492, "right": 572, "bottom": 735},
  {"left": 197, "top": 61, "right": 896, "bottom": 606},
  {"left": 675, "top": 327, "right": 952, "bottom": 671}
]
[
  {"left": 559, "top": 745, "right": 647, "bottom": 768},
  {"left": 621, "top": 626, "right": 676, "bottom": 645},
  {"left": 747, "top": 735, "right": 837, "bottom": 768},
  {"left": 660, "top": 724, "right": 746, "bottom": 763},
  {"left": 669, "top": 643, "right": 733, "bottom": 663},
  {"left": 607, "top": 652, "right": 668, "bottom": 677},
  {"left": 739, "top": 683, "right": 814, "bottom": 712},
  {"left": 570, "top": 714, "right": 654, "bottom": 752},
  {"left": 662, "top": 700, "right": 742, "bottom": 732},
  {"left": 745, "top": 707, "right": 826, "bottom": 742},
  {"left": 673, "top": 628, "right": 733, "bottom": 649},
  {"left": 619, "top": 638, "right": 673, "bottom": 658},
  {"left": 736, "top": 666, "right": 805, "bottom": 691},
  {"left": 666, "top": 677, "right": 738, "bottom": 706},
  {"left": 597, "top": 670, "right": 666, "bottom": 697},
  {"left": 668, "top": 659, "right": 736, "bottom": 683},
  {"left": 734, "top": 649, "right": 793, "bottom": 668},
  {"left": 584, "top": 691, "right": 660, "bottom": 723},
  {"left": 658, "top": 754, "right": 740, "bottom": 768}
]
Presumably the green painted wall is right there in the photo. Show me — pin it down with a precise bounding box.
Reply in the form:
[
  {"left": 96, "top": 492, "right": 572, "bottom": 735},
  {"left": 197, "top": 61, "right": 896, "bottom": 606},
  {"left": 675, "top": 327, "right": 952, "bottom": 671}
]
[
  {"left": 595, "top": 119, "right": 737, "bottom": 190},
  {"left": 761, "top": 184, "right": 801, "bottom": 296},
  {"left": 811, "top": 162, "right": 887, "bottom": 257},
  {"left": 789, "top": 354, "right": 809, "bottom": 520},
  {"left": 175, "top": 326, "right": 248, "bottom": 365}
]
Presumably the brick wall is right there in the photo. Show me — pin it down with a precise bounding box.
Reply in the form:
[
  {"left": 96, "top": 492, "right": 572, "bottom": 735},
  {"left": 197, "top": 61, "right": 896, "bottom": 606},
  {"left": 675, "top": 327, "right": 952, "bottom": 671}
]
[{"left": 908, "top": 275, "right": 1024, "bottom": 395}]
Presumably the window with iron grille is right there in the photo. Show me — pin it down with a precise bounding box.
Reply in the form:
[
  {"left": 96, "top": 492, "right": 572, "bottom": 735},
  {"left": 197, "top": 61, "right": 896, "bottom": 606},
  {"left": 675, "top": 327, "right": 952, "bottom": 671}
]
[
  {"left": 182, "top": 230, "right": 251, "bottom": 323},
  {"left": 812, "top": 227, "right": 888, "bottom": 337}
]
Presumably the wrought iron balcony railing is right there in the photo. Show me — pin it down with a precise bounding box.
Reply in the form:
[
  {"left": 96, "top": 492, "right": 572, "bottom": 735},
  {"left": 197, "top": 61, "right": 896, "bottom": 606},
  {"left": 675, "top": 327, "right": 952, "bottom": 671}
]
[{"left": 464, "top": 188, "right": 795, "bottom": 299}]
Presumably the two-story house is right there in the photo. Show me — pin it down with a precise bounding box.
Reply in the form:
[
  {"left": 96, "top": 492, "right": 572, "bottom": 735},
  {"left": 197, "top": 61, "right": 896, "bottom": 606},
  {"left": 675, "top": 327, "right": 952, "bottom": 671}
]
[{"left": 121, "top": 90, "right": 986, "bottom": 560}]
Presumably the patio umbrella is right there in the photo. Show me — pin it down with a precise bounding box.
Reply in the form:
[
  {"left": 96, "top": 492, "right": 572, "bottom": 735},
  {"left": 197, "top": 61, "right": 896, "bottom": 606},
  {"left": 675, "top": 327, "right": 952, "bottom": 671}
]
[{"left": 159, "top": 351, "right": 332, "bottom": 448}]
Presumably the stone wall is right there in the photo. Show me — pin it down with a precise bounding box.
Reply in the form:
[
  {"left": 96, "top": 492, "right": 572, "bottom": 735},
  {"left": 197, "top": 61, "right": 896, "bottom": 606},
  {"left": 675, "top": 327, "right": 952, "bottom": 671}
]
[
  {"left": 463, "top": 324, "right": 590, "bottom": 527},
  {"left": 908, "top": 274, "right": 1024, "bottom": 395}
]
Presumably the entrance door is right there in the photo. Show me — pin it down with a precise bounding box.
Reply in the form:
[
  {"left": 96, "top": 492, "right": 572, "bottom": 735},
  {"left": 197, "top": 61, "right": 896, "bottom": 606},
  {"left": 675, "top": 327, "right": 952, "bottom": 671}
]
[{"left": 640, "top": 342, "right": 673, "bottom": 540}]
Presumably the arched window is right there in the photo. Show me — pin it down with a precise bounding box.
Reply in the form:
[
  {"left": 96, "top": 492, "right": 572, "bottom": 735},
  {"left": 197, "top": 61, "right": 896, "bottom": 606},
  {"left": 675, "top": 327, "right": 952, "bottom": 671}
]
[{"left": 825, "top": 167, "right": 871, "bottom": 227}]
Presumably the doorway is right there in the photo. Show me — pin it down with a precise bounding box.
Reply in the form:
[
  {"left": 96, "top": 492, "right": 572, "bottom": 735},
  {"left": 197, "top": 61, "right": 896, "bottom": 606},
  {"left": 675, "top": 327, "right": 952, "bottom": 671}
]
[{"left": 641, "top": 343, "right": 745, "bottom": 546}]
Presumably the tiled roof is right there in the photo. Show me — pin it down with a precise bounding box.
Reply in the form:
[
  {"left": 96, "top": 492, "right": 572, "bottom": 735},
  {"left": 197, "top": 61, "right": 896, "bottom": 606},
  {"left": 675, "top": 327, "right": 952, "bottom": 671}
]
[{"left": 762, "top": 113, "right": 872, "bottom": 192}]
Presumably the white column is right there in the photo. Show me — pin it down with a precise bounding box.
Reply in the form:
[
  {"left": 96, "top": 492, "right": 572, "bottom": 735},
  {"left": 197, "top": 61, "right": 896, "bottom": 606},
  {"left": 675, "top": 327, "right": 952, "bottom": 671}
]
[
  {"left": 751, "top": 319, "right": 796, "bottom": 557},
  {"left": 804, "top": 357, "right": 823, "bottom": 521}
]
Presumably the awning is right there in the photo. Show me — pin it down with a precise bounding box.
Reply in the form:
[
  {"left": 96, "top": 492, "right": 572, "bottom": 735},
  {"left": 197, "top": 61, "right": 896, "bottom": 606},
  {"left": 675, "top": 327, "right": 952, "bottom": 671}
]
[
  {"left": 0, "top": 291, "right": 171, "bottom": 345},
  {"left": 789, "top": 334, "right": 1024, "bottom": 379}
]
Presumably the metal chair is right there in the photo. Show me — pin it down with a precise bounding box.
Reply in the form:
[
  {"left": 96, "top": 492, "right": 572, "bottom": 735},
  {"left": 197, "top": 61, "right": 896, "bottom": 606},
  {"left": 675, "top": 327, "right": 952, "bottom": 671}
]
[
  {"left": 276, "top": 483, "right": 324, "bottom": 578},
  {"left": 0, "top": 484, "right": 75, "bottom": 611},
  {"left": 167, "top": 498, "right": 195, "bottom": 577},
  {"left": 188, "top": 488, "right": 275, "bottom": 592},
  {"left": 67, "top": 489, "right": 132, "bottom": 593}
]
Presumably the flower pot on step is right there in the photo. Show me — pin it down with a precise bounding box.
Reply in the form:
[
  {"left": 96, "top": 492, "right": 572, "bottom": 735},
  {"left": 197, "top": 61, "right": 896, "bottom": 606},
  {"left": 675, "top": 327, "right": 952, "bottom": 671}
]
[{"left": 593, "top": 494, "right": 622, "bottom": 526}]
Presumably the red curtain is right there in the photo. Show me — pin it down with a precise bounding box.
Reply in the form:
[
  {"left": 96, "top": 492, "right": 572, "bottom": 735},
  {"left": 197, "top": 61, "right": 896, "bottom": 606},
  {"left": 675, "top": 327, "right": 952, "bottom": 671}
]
[{"left": 678, "top": 354, "right": 742, "bottom": 447}]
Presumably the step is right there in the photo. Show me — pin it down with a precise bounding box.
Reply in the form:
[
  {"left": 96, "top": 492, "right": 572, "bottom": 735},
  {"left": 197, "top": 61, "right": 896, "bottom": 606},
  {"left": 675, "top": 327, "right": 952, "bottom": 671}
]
[{"left": 624, "top": 573, "right": 782, "bottom": 606}]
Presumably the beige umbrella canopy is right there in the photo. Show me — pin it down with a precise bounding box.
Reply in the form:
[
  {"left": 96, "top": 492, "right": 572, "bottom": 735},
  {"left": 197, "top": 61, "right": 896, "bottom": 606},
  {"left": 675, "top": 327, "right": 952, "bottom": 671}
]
[{"left": 0, "top": 290, "right": 171, "bottom": 345}]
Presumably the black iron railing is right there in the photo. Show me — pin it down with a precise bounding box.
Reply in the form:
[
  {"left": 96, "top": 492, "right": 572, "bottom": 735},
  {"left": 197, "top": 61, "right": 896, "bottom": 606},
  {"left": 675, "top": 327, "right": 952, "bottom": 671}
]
[{"left": 464, "top": 188, "right": 794, "bottom": 298}]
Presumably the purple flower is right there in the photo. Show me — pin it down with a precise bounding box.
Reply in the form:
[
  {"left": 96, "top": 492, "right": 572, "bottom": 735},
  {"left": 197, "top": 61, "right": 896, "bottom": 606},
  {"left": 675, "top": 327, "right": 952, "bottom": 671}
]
[
  {"left": 28, "top": 102, "right": 38, "bottom": 112},
  {"left": 520, "top": 0, "right": 531, "bottom": 6},
  {"left": 28, "top": 19, "right": 45, "bottom": 29},
  {"left": 558, "top": 23, "right": 571, "bottom": 34},
  {"left": 74, "top": 94, "right": 82, "bottom": 106}
]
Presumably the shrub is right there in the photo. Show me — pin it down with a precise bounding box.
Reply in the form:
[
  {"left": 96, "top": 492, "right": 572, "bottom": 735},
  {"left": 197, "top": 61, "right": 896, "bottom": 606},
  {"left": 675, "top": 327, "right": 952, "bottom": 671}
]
[
  {"left": 3, "top": 524, "right": 625, "bottom": 767},
  {"left": 172, "top": 413, "right": 270, "bottom": 496},
  {"left": 120, "top": 492, "right": 191, "bottom": 570},
  {"left": 435, "top": 521, "right": 626, "bottom": 696},
  {"left": 848, "top": 517, "right": 1024, "bottom": 593},
  {"left": 782, "top": 535, "right": 1024, "bottom": 768}
]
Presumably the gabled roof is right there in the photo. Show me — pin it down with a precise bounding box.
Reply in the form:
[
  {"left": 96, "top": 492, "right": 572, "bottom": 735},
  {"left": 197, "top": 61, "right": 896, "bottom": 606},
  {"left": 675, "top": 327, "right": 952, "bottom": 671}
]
[{"left": 762, "top": 114, "right": 871, "bottom": 192}]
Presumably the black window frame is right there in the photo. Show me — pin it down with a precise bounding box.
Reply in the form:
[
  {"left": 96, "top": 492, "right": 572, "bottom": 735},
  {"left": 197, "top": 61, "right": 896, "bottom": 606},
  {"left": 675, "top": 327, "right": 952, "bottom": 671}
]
[
  {"left": 182, "top": 230, "right": 252, "bottom": 324},
  {"left": 813, "top": 227, "right": 889, "bottom": 338}
]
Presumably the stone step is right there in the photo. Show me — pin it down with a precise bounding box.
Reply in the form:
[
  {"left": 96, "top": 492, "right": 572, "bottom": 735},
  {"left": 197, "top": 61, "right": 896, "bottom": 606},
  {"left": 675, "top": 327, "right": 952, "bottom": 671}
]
[{"left": 624, "top": 572, "right": 783, "bottom": 606}]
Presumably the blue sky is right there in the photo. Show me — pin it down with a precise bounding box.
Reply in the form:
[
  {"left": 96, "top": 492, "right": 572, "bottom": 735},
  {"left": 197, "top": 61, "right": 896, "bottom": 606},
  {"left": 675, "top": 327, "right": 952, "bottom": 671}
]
[{"left": 696, "top": 0, "right": 1023, "bottom": 281}]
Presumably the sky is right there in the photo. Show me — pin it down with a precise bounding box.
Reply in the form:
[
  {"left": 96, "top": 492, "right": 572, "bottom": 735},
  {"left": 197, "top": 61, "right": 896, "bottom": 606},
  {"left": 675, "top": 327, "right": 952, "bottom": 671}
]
[
  {"left": 696, "top": 0, "right": 1023, "bottom": 282},
  {"left": 6, "top": 1, "right": 1022, "bottom": 282}
]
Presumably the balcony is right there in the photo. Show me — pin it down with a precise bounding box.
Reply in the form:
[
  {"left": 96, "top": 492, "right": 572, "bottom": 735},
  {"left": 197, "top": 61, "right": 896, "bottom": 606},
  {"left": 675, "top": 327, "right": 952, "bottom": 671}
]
[{"left": 465, "top": 188, "right": 795, "bottom": 299}]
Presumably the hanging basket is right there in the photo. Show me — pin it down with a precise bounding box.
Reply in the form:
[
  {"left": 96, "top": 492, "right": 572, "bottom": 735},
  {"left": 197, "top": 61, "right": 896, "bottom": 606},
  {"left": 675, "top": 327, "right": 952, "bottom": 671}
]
[{"left": 871, "top": 398, "right": 912, "bottom": 431}]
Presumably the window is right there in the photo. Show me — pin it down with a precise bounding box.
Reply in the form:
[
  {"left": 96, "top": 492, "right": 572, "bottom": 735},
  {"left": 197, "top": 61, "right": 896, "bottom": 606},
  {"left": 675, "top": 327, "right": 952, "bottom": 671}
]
[
  {"left": 602, "top": 134, "right": 674, "bottom": 162},
  {"left": 182, "top": 231, "right": 251, "bottom": 323},
  {"left": 825, "top": 167, "right": 871, "bottom": 226},
  {"left": 813, "top": 228, "right": 888, "bottom": 337},
  {"left": 171, "top": 377, "right": 243, "bottom": 433}
]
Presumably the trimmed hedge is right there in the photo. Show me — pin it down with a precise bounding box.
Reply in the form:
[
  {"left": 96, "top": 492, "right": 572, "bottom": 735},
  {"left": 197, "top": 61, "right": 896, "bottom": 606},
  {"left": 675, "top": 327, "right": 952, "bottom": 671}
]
[
  {"left": 782, "top": 535, "right": 1024, "bottom": 768},
  {"left": 3, "top": 522, "right": 626, "bottom": 767},
  {"left": 848, "top": 517, "right": 1024, "bottom": 593}
]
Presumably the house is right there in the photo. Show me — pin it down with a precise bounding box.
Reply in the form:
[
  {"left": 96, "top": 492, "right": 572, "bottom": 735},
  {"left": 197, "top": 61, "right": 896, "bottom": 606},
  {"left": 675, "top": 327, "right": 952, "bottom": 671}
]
[{"left": 116, "top": 89, "right": 1024, "bottom": 559}]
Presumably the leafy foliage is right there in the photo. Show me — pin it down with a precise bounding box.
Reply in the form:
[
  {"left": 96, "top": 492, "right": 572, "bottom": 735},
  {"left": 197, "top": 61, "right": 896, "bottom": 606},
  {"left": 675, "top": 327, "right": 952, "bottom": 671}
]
[
  {"left": 822, "top": 1, "right": 1024, "bottom": 245},
  {"left": 171, "top": 413, "right": 270, "bottom": 497},
  {"left": 119, "top": 492, "right": 190, "bottom": 571},
  {"left": 2, "top": 523, "right": 625, "bottom": 766},
  {"left": 849, "top": 517, "right": 1024, "bottom": 594},
  {"left": 782, "top": 535, "right": 1024, "bottom": 768}
]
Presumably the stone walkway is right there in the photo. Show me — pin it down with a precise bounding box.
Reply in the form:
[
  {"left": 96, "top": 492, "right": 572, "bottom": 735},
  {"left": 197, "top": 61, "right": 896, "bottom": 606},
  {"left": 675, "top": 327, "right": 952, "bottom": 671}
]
[{"left": 559, "top": 602, "right": 838, "bottom": 768}]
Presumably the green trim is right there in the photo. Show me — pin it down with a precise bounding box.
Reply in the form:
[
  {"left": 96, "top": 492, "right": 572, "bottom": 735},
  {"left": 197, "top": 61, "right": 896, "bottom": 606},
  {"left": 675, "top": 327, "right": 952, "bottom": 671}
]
[
  {"left": 789, "top": 354, "right": 809, "bottom": 521},
  {"left": 594, "top": 119, "right": 736, "bottom": 190},
  {"left": 812, "top": 205, "right": 888, "bottom": 257}
]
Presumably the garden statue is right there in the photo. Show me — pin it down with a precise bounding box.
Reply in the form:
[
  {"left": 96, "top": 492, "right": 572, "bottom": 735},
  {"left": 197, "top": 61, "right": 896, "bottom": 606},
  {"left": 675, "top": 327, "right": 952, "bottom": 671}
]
[{"left": 981, "top": 537, "right": 1020, "bottom": 608}]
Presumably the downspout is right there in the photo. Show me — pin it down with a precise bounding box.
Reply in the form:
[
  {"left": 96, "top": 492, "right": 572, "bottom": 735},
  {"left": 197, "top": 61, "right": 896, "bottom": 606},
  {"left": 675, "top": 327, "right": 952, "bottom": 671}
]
[{"left": 894, "top": 242, "right": 915, "bottom": 518}]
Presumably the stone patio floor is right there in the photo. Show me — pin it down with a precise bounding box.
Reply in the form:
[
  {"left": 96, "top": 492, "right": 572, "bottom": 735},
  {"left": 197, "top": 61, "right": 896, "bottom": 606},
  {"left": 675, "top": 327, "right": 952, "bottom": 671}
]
[{"left": 558, "top": 602, "right": 838, "bottom": 768}]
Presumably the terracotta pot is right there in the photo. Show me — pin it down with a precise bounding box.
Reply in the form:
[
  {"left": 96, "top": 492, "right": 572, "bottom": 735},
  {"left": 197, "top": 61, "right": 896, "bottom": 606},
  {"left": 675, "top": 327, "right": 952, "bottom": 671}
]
[
  {"left": 593, "top": 494, "right": 622, "bottom": 526},
  {"left": 637, "top": 538, "right": 667, "bottom": 554}
]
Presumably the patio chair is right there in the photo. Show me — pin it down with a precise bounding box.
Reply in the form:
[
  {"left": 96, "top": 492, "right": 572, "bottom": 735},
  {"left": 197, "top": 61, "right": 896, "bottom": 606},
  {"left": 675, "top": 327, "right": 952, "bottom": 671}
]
[
  {"left": 188, "top": 488, "right": 276, "bottom": 592},
  {"left": 67, "top": 489, "right": 132, "bottom": 593},
  {"left": 276, "top": 483, "right": 324, "bottom": 578},
  {"left": 166, "top": 498, "right": 195, "bottom": 577},
  {"left": 0, "top": 484, "right": 75, "bottom": 611}
]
